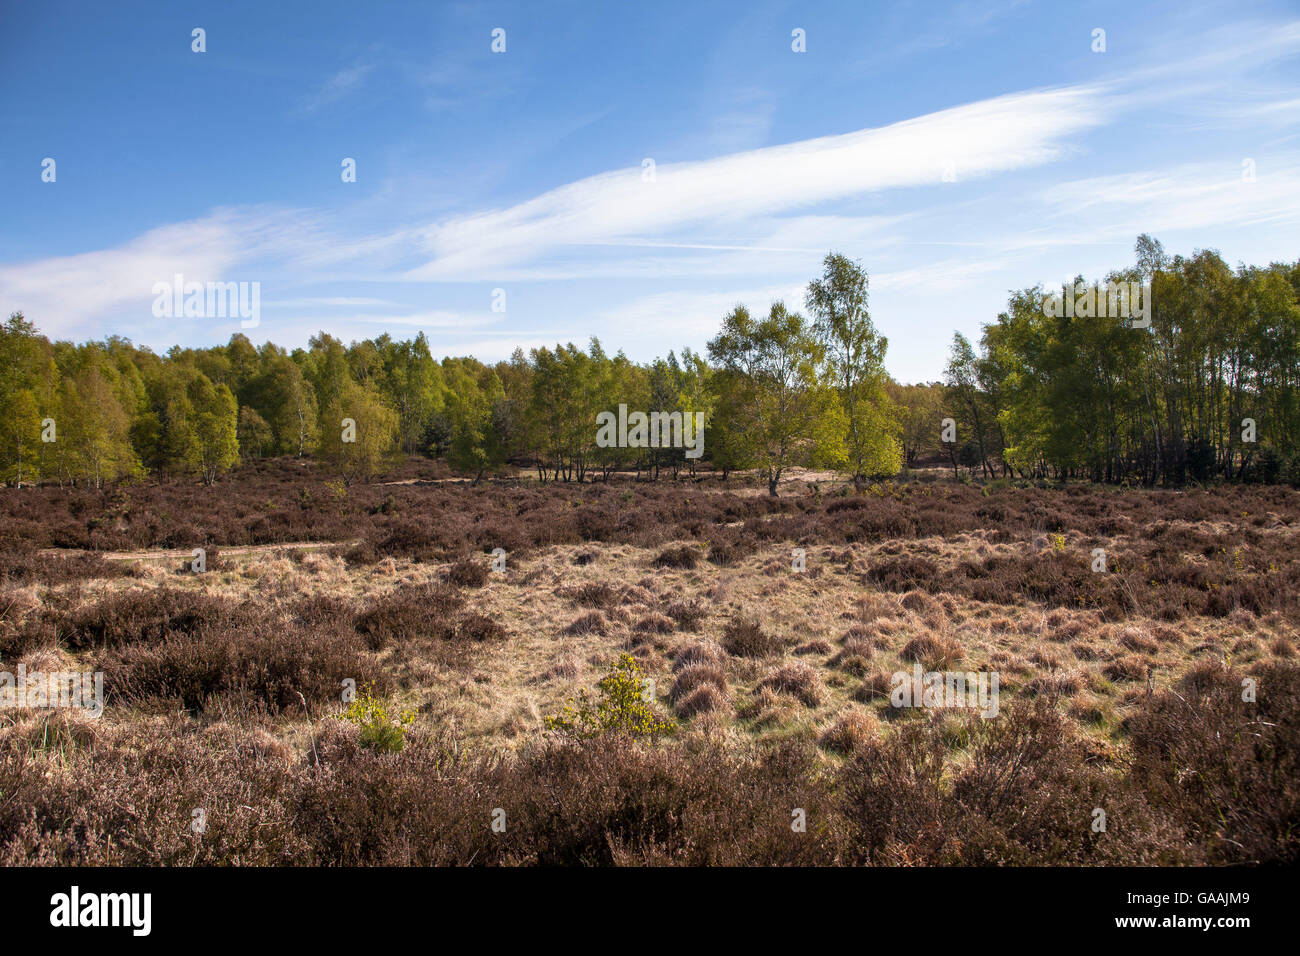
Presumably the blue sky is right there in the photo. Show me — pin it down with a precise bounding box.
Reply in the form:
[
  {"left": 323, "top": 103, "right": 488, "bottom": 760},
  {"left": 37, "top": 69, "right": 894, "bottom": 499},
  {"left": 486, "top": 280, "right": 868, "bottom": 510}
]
[{"left": 1, "top": 0, "right": 1297, "bottom": 382}]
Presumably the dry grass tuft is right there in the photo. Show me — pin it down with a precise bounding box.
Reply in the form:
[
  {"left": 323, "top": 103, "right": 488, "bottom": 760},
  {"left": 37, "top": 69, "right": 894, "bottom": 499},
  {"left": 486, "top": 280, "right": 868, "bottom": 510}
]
[
  {"left": 757, "top": 661, "right": 825, "bottom": 707},
  {"left": 722, "top": 615, "right": 783, "bottom": 658},
  {"left": 819, "top": 709, "right": 878, "bottom": 754},
  {"left": 900, "top": 633, "right": 965, "bottom": 670},
  {"left": 561, "top": 611, "right": 608, "bottom": 637}
]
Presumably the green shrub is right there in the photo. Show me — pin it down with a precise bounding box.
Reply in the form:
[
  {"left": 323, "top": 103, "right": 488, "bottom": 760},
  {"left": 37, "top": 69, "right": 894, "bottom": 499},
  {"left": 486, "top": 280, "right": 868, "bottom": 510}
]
[
  {"left": 544, "top": 653, "right": 676, "bottom": 740},
  {"left": 338, "top": 683, "right": 415, "bottom": 753}
]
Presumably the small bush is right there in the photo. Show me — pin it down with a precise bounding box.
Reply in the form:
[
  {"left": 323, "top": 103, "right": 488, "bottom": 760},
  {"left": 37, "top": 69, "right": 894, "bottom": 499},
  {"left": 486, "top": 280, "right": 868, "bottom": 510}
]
[
  {"left": 757, "top": 662, "right": 825, "bottom": 707},
  {"left": 561, "top": 611, "right": 608, "bottom": 636},
  {"left": 677, "top": 684, "right": 728, "bottom": 718},
  {"left": 670, "top": 664, "right": 728, "bottom": 704},
  {"left": 338, "top": 683, "right": 416, "bottom": 753},
  {"left": 653, "top": 545, "right": 699, "bottom": 570},
  {"left": 899, "top": 633, "right": 964, "bottom": 670},
  {"left": 544, "top": 653, "right": 676, "bottom": 740},
  {"left": 721, "top": 616, "right": 783, "bottom": 658},
  {"left": 570, "top": 582, "right": 620, "bottom": 608},
  {"left": 672, "top": 641, "right": 727, "bottom": 672},
  {"left": 448, "top": 558, "right": 489, "bottom": 588},
  {"left": 665, "top": 599, "right": 707, "bottom": 631},
  {"left": 453, "top": 613, "right": 507, "bottom": 643}
]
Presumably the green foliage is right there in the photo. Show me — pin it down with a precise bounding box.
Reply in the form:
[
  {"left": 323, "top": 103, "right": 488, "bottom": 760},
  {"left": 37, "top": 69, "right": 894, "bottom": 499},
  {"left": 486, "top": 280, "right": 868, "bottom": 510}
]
[
  {"left": 188, "top": 376, "right": 240, "bottom": 484},
  {"left": 338, "top": 682, "right": 416, "bottom": 753},
  {"left": 443, "top": 358, "right": 507, "bottom": 482},
  {"left": 319, "top": 379, "right": 400, "bottom": 485},
  {"left": 806, "top": 253, "right": 901, "bottom": 481},
  {"left": 971, "top": 237, "right": 1300, "bottom": 484},
  {"left": 2, "top": 240, "right": 1295, "bottom": 490},
  {"left": 708, "top": 301, "right": 846, "bottom": 495},
  {"left": 544, "top": 653, "right": 676, "bottom": 740}
]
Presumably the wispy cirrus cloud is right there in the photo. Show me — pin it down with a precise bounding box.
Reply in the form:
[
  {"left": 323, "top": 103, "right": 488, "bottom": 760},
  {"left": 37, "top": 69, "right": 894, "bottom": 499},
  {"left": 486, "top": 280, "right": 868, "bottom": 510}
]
[
  {"left": 303, "top": 63, "right": 374, "bottom": 113},
  {"left": 404, "top": 85, "right": 1110, "bottom": 282},
  {"left": 5, "top": 14, "right": 1299, "bottom": 364},
  {"left": 0, "top": 207, "right": 328, "bottom": 341},
  {"left": 1036, "top": 157, "right": 1300, "bottom": 236}
]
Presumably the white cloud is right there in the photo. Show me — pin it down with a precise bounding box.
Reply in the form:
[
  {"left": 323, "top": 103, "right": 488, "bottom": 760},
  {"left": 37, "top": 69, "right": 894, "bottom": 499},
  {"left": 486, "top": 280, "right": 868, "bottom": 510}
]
[
  {"left": 404, "top": 85, "right": 1108, "bottom": 281},
  {"left": 304, "top": 64, "right": 374, "bottom": 112},
  {"left": 0, "top": 209, "right": 300, "bottom": 339},
  {"left": 1036, "top": 156, "right": 1300, "bottom": 236}
]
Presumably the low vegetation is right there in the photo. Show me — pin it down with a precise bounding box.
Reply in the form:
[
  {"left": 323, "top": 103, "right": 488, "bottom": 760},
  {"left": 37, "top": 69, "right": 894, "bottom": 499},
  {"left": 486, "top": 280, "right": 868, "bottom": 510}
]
[{"left": 0, "top": 468, "right": 1296, "bottom": 865}]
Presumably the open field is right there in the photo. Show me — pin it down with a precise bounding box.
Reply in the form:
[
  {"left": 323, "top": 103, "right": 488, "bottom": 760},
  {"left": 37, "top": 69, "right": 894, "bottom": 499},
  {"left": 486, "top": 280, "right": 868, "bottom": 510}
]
[{"left": 1, "top": 464, "right": 1298, "bottom": 865}]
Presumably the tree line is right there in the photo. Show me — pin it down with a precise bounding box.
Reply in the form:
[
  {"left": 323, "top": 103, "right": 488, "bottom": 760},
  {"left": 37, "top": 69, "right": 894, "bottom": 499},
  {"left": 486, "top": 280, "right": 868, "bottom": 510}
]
[
  {"left": 942, "top": 235, "right": 1300, "bottom": 485},
  {"left": 1, "top": 239, "right": 1296, "bottom": 492}
]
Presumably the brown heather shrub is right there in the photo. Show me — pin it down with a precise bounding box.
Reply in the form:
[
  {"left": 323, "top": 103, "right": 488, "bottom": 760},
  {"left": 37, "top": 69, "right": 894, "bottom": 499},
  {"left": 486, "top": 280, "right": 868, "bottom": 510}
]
[
  {"left": 1019, "top": 672, "right": 1084, "bottom": 699},
  {"left": 1118, "top": 627, "right": 1159, "bottom": 654},
  {"left": 1068, "top": 699, "right": 1107, "bottom": 725},
  {"left": 634, "top": 613, "right": 675, "bottom": 634},
  {"left": 447, "top": 557, "right": 489, "bottom": 588},
  {"left": 543, "top": 655, "right": 580, "bottom": 681},
  {"left": 485, "top": 735, "right": 835, "bottom": 866},
  {"left": 356, "top": 582, "right": 464, "bottom": 648},
  {"left": 840, "top": 720, "right": 948, "bottom": 862},
  {"left": 676, "top": 684, "right": 728, "bottom": 719},
  {"left": 1127, "top": 661, "right": 1300, "bottom": 863},
  {"left": 704, "top": 528, "right": 760, "bottom": 566},
  {"left": 2, "top": 664, "right": 1295, "bottom": 865},
  {"left": 819, "top": 710, "right": 876, "bottom": 755},
  {"left": 670, "top": 663, "right": 728, "bottom": 704},
  {"left": 900, "top": 590, "right": 939, "bottom": 615},
  {"left": 757, "top": 662, "right": 825, "bottom": 707},
  {"left": 948, "top": 698, "right": 1184, "bottom": 865},
  {"left": 830, "top": 638, "right": 874, "bottom": 675},
  {"left": 855, "top": 670, "right": 894, "bottom": 703},
  {"left": 854, "top": 592, "right": 898, "bottom": 624},
  {"left": 1103, "top": 655, "right": 1149, "bottom": 682},
  {"left": 672, "top": 640, "right": 726, "bottom": 672},
  {"left": 453, "top": 613, "right": 507, "bottom": 643},
  {"left": 841, "top": 697, "right": 1189, "bottom": 865},
  {"left": 63, "top": 588, "right": 261, "bottom": 651},
  {"left": 899, "top": 633, "right": 964, "bottom": 670},
  {"left": 1070, "top": 641, "right": 1104, "bottom": 661},
  {"left": 865, "top": 556, "right": 941, "bottom": 593},
  {"left": 16, "top": 711, "right": 100, "bottom": 755},
  {"left": 0, "top": 542, "right": 128, "bottom": 587},
  {"left": 0, "top": 716, "right": 309, "bottom": 865},
  {"left": 722, "top": 615, "right": 783, "bottom": 658},
  {"left": 664, "top": 598, "right": 706, "bottom": 630},
  {"left": 1029, "top": 647, "right": 1061, "bottom": 669},
  {"left": 570, "top": 582, "right": 621, "bottom": 608},
  {"left": 104, "top": 620, "right": 379, "bottom": 714},
  {"left": 842, "top": 622, "right": 891, "bottom": 650},
  {"left": 794, "top": 639, "right": 834, "bottom": 656},
  {"left": 562, "top": 611, "right": 608, "bottom": 636},
  {"left": 653, "top": 545, "right": 699, "bottom": 569}
]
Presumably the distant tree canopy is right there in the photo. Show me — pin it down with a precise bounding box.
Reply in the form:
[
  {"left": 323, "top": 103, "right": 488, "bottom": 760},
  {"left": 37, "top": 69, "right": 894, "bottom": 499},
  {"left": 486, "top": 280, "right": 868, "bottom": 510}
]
[
  {"left": 943, "top": 236, "right": 1300, "bottom": 484},
  {"left": 1, "top": 239, "right": 1296, "bottom": 490}
]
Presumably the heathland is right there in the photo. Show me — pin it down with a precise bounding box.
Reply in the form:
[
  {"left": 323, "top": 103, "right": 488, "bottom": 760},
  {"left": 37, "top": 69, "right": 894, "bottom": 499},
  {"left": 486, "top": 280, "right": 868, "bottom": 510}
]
[
  {"left": 2, "top": 235, "right": 1297, "bottom": 864},
  {"left": 1, "top": 460, "right": 1296, "bottom": 865}
]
